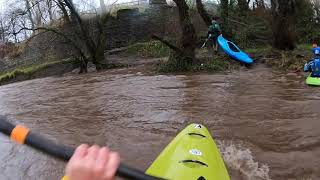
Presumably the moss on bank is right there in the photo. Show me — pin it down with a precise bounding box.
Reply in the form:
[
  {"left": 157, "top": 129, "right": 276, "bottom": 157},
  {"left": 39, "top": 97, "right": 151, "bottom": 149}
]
[
  {"left": 122, "top": 41, "right": 170, "bottom": 58},
  {"left": 0, "top": 59, "right": 78, "bottom": 85},
  {"left": 245, "top": 46, "right": 272, "bottom": 56},
  {"left": 156, "top": 55, "right": 240, "bottom": 73}
]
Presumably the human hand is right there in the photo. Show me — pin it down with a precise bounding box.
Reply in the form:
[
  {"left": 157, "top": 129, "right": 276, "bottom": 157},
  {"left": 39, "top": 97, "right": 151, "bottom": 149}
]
[{"left": 65, "top": 144, "right": 120, "bottom": 180}]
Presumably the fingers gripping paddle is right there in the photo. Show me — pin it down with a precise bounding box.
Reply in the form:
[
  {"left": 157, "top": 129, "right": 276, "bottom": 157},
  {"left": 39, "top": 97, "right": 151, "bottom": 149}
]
[{"left": 0, "top": 117, "right": 164, "bottom": 180}]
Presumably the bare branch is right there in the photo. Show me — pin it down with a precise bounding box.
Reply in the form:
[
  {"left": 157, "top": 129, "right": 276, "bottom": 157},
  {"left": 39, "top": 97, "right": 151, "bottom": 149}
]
[
  {"left": 226, "top": 18, "right": 248, "bottom": 26},
  {"left": 196, "top": 0, "right": 211, "bottom": 26},
  {"left": 16, "top": 26, "right": 86, "bottom": 59},
  {"left": 151, "top": 34, "right": 182, "bottom": 54}
]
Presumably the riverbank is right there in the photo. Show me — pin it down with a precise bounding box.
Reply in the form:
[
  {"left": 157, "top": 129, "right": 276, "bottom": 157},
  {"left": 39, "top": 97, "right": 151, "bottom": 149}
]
[
  {"left": 0, "top": 42, "right": 312, "bottom": 86},
  {"left": 0, "top": 41, "right": 241, "bottom": 86},
  {"left": 246, "top": 44, "right": 311, "bottom": 72}
]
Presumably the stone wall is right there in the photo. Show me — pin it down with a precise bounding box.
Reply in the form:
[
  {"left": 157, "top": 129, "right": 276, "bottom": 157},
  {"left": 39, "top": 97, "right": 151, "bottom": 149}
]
[
  {"left": 104, "top": 4, "right": 208, "bottom": 49},
  {"left": 105, "top": 5, "right": 175, "bottom": 49}
]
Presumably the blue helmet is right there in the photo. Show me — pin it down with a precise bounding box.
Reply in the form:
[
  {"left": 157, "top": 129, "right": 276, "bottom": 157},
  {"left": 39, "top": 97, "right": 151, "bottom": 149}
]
[{"left": 313, "top": 47, "right": 320, "bottom": 55}]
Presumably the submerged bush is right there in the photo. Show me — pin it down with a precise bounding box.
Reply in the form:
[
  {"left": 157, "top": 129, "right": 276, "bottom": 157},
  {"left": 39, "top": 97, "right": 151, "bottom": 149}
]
[
  {"left": 263, "top": 44, "right": 312, "bottom": 71},
  {"left": 157, "top": 54, "right": 239, "bottom": 73},
  {"left": 123, "top": 41, "right": 170, "bottom": 58}
]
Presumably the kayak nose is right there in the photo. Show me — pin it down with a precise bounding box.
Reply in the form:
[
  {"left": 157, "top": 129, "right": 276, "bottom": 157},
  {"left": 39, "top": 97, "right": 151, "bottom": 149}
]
[{"left": 244, "top": 56, "right": 254, "bottom": 64}]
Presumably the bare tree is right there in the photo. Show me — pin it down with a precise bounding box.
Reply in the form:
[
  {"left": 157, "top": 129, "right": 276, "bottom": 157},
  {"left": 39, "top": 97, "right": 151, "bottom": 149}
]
[
  {"left": 33, "top": 0, "right": 43, "bottom": 27},
  {"left": 220, "top": 0, "right": 230, "bottom": 36},
  {"left": 0, "top": 18, "right": 6, "bottom": 42},
  {"left": 9, "top": 14, "right": 19, "bottom": 43},
  {"left": 7, "top": 0, "right": 113, "bottom": 72},
  {"left": 56, "top": 0, "right": 71, "bottom": 23},
  {"left": 311, "top": 0, "right": 320, "bottom": 23},
  {"left": 19, "top": 18, "right": 29, "bottom": 39},
  {"left": 24, "top": 0, "right": 35, "bottom": 30},
  {"left": 173, "top": 0, "right": 197, "bottom": 61},
  {"left": 153, "top": 0, "right": 197, "bottom": 70},
  {"left": 238, "top": 0, "right": 251, "bottom": 13},
  {"left": 255, "top": 0, "right": 265, "bottom": 9},
  {"left": 39, "top": 0, "right": 114, "bottom": 71},
  {"left": 99, "top": 0, "right": 107, "bottom": 14},
  {"left": 46, "top": 0, "right": 54, "bottom": 21},
  {"left": 196, "top": 0, "right": 211, "bottom": 26}
]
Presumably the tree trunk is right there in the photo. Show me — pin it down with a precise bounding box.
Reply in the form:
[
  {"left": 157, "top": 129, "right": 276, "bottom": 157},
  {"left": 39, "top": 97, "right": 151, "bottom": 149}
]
[
  {"left": 271, "top": 0, "right": 296, "bottom": 50},
  {"left": 0, "top": 20, "right": 5, "bottom": 42},
  {"left": 196, "top": 0, "right": 211, "bottom": 26},
  {"left": 63, "top": 0, "right": 97, "bottom": 64},
  {"left": 221, "top": 0, "right": 229, "bottom": 20},
  {"left": 67, "top": 0, "right": 78, "bottom": 23},
  {"left": 99, "top": 0, "right": 107, "bottom": 14},
  {"left": 172, "top": 0, "right": 197, "bottom": 62},
  {"left": 79, "top": 57, "right": 88, "bottom": 73},
  {"left": 47, "top": 0, "right": 54, "bottom": 21},
  {"left": 63, "top": 0, "right": 111, "bottom": 70},
  {"left": 220, "top": 0, "right": 231, "bottom": 37},
  {"left": 34, "top": 0, "right": 43, "bottom": 27},
  {"left": 238, "top": 0, "right": 249, "bottom": 14},
  {"left": 312, "top": 0, "right": 320, "bottom": 23},
  {"left": 57, "top": 0, "right": 71, "bottom": 23},
  {"left": 24, "top": 0, "right": 35, "bottom": 31},
  {"left": 12, "top": 22, "right": 18, "bottom": 43},
  {"left": 255, "top": 0, "right": 265, "bottom": 9},
  {"left": 94, "top": 15, "right": 110, "bottom": 70}
]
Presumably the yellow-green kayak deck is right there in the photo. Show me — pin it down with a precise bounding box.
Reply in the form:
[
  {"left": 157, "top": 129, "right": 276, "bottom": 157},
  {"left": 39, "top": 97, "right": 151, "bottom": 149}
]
[
  {"left": 146, "top": 124, "right": 230, "bottom": 180},
  {"left": 306, "top": 74, "right": 320, "bottom": 86}
]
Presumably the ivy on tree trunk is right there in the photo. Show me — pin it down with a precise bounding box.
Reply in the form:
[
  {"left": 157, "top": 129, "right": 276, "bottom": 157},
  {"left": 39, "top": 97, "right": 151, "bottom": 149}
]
[
  {"left": 172, "top": 0, "right": 197, "bottom": 62},
  {"left": 271, "top": 0, "right": 296, "bottom": 50}
]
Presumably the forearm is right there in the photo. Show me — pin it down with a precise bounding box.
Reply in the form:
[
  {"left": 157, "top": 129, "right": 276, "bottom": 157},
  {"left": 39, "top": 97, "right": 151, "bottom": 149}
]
[{"left": 304, "top": 61, "right": 312, "bottom": 72}]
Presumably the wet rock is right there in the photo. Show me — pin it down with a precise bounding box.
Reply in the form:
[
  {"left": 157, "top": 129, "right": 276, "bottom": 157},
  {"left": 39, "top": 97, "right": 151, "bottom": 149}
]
[
  {"left": 70, "top": 62, "right": 97, "bottom": 74},
  {"left": 87, "top": 62, "right": 97, "bottom": 73},
  {"left": 71, "top": 68, "right": 80, "bottom": 74}
]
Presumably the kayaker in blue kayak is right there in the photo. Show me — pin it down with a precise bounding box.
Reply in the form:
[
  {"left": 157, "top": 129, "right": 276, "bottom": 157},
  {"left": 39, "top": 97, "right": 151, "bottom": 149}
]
[
  {"left": 304, "top": 44, "right": 320, "bottom": 77},
  {"left": 206, "top": 17, "right": 221, "bottom": 54},
  {"left": 64, "top": 144, "right": 120, "bottom": 180}
]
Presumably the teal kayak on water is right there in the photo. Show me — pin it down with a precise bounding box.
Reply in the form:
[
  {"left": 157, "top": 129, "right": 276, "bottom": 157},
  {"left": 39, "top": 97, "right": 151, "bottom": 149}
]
[{"left": 146, "top": 124, "right": 230, "bottom": 180}]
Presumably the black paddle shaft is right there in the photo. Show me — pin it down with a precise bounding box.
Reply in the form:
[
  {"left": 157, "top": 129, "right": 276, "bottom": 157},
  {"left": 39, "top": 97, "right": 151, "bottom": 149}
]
[{"left": 0, "top": 118, "right": 164, "bottom": 180}]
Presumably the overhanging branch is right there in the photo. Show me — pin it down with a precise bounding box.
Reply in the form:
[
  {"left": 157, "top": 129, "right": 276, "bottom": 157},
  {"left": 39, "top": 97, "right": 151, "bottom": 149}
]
[
  {"left": 151, "top": 34, "right": 182, "bottom": 54},
  {"left": 16, "top": 26, "right": 86, "bottom": 60}
]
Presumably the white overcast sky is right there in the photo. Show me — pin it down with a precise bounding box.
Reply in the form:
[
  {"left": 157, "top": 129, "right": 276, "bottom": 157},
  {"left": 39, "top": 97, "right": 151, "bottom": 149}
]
[
  {"left": 0, "top": 0, "right": 239, "bottom": 15},
  {"left": 0, "top": 0, "right": 233, "bottom": 15},
  {"left": 0, "top": 0, "right": 144, "bottom": 14},
  {"left": 0, "top": 0, "right": 5, "bottom": 14}
]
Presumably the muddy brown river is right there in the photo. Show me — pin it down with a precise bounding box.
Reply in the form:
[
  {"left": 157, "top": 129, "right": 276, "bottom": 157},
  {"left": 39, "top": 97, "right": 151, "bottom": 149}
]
[{"left": 0, "top": 64, "right": 319, "bottom": 180}]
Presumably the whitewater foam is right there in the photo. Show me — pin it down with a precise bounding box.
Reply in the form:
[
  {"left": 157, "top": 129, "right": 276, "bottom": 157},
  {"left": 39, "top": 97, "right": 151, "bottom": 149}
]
[{"left": 218, "top": 141, "right": 271, "bottom": 180}]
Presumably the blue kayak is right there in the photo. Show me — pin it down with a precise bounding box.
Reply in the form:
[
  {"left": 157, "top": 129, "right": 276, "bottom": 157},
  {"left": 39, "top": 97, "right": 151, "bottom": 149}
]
[{"left": 217, "top": 35, "right": 253, "bottom": 64}]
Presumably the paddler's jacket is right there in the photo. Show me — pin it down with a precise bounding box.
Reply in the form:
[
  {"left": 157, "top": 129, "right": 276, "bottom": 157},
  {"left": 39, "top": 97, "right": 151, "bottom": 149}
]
[
  {"left": 304, "top": 47, "right": 320, "bottom": 77},
  {"left": 207, "top": 22, "right": 221, "bottom": 39}
]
